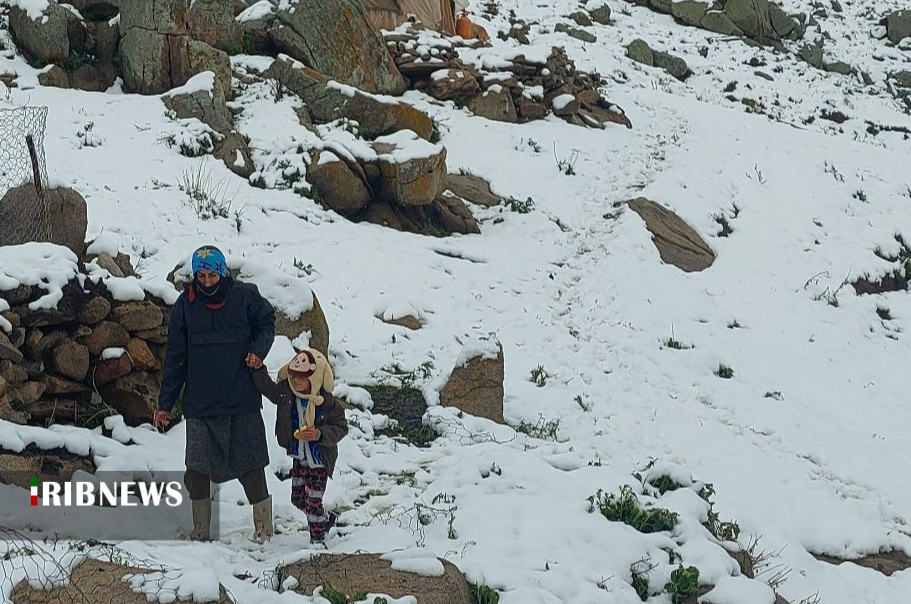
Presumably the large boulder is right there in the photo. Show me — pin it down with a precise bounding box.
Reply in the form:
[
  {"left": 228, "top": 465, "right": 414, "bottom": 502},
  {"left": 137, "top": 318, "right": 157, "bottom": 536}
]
[
  {"left": 627, "top": 39, "right": 655, "bottom": 66},
  {"left": 270, "top": 0, "right": 406, "bottom": 95},
  {"left": 628, "top": 198, "right": 715, "bottom": 272},
  {"left": 9, "top": 3, "right": 69, "bottom": 66},
  {"left": 672, "top": 1, "right": 708, "bottom": 27},
  {"left": 427, "top": 193, "right": 480, "bottom": 235},
  {"left": 279, "top": 554, "right": 473, "bottom": 604},
  {"left": 162, "top": 71, "right": 233, "bottom": 134},
  {"left": 188, "top": 39, "right": 233, "bottom": 99},
  {"left": 887, "top": 10, "right": 911, "bottom": 45},
  {"left": 264, "top": 56, "right": 433, "bottom": 140},
  {"left": 653, "top": 50, "right": 691, "bottom": 81},
  {"left": 724, "top": 0, "right": 774, "bottom": 40},
  {"left": 306, "top": 151, "right": 372, "bottom": 216},
  {"left": 702, "top": 10, "right": 743, "bottom": 35},
  {"left": 440, "top": 339, "right": 505, "bottom": 424},
  {"left": 187, "top": 0, "right": 244, "bottom": 53},
  {"left": 425, "top": 69, "right": 481, "bottom": 102},
  {"left": 467, "top": 87, "right": 518, "bottom": 123},
  {"left": 0, "top": 185, "right": 88, "bottom": 257},
  {"left": 274, "top": 291, "right": 330, "bottom": 357},
  {"left": 369, "top": 132, "right": 448, "bottom": 207}
]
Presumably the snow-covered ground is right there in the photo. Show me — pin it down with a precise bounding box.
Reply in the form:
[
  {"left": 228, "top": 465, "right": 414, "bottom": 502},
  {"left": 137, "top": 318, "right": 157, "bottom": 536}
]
[{"left": 2, "top": 0, "right": 911, "bottom": 603}]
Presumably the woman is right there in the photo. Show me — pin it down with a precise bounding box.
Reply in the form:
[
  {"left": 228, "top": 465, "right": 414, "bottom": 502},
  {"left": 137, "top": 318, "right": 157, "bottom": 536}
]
[{"left": 154, "top": 245, "right": 277, "bottom": 543}]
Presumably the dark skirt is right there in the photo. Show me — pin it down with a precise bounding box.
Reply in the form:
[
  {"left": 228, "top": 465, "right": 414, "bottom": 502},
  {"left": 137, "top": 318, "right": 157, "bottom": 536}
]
[{"left": 185, "top": 409, "right": 270, "bottom": 483}]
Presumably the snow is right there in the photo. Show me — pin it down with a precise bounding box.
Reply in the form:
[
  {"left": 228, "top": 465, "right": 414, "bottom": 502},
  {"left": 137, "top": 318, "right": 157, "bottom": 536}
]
[
  {"left": 2, "top": 1, "right": 911, "bottom": 603},
  {"left": 85, "top": 233, "right": 120, "bottom": 257},
  {"left": 454, "top": 334, "right": 502, "bottom": 368},
  {"left": 233, "top": 150, "right": 245, "bottom": 168},
  {"left": 700, "top": 576, "right": 777, "bottom": 604},
  {"left": 0, "top": 299, "right": 10, "bottom": 333},
  {"left": 101, "top": 347, "right": 126, "bottom": 360},
  {"left": 163, "top": 71, "right": 216, "bottom": 99},
  {"left": 236, "top": 0, "right": 275, "bottom": 23},
  {"left": 8, "top": 0, "right": 50, "bottom": 20},
  {"left": 372, "top": 130, "right": 444, "bottom": 163},
  {"left": 380, "top": 547, "right": 446, "bottom": 577},
  {"left": 0, "top": 243, "right": 79, "bottom": 310},
  {"left": 552, "top": 93, "right": 576, "bottom": 111}
]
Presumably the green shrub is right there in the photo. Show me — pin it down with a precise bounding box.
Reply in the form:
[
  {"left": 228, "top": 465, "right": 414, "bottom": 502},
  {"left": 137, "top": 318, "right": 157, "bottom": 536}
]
[
  {"left": 665, "top": 565, "right": 700, "bottom": 604},
  {"left": 588, "top": 485, "right": 679, "bottom": 534},
  {"left": 468, "top": 583, "right": 499, "bottom": 604}
]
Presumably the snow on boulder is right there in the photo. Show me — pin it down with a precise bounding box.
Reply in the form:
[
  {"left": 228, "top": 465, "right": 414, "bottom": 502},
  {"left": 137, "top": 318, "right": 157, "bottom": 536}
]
[
  {"left": 278, "top": 553, "right": 473, "bottom": 604},
  {"left": 375, "top": 296, "right": 427, "bottom": 330},
  {"left": 370, "top": 130, "right": 448, "bottom": 207},
  {"left": 162, "top": 71, "right": 233, "bottom": 135},
  {"left": 440, "top": 335, "right": 505, "bottom": 424}
]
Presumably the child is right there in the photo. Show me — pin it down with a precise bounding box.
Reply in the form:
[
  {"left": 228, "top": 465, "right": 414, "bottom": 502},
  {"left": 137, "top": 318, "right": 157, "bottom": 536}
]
[{"left": 252, "top": 348, "right": 348, "bottom": 543}]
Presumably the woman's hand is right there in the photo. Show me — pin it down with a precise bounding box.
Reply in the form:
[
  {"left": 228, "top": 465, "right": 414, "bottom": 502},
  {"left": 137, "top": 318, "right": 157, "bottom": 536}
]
[
  {"left": 153, "top": 410, "right": 171, "bottom": 430},
  {"left": 246, "top": 353, "right": 263, "bottom": 369}
]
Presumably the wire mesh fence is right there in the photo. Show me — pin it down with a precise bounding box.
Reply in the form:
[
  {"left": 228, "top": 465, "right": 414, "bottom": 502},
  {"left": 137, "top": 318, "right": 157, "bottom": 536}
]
[{"left": 0, "top": 106, "right": 52, "bottom": 245}]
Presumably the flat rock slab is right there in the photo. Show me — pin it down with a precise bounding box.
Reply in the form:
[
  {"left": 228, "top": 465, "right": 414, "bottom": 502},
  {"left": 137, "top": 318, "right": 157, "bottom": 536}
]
[
  {"left": 814, "top": 551, "right": 911, "bottom": 577},
  {"left": 628, "top": 197, "right": 715, "bottom": 272},
  {"left": 279, "top": 553, "right": 473, "bottom": 604}
]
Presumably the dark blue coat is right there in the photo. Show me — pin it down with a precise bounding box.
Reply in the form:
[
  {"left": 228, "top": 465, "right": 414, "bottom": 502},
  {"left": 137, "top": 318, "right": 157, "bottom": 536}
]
[{"left": 158, "top": 279, "right": 276, "bottom": 419}]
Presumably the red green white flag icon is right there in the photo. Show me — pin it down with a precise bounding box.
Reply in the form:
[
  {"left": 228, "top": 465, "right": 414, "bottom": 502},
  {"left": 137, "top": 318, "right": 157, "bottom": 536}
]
[{"left": 30, "top": 477, "right": 38, "bottom": 506}]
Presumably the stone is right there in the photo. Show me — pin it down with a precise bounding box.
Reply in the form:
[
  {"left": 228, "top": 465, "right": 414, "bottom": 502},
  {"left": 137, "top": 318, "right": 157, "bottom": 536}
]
[
  {"left": 892, "top": 71, "right": 911, "bottom": 88},
  {"left": 89, "top": 19, "right": 120, "bottom": 64},
  {"left": 2, "top": 312, "right": 21, "bottom": 331},
  {"left": 649, "top": 0, "right": 673, "bottom": 14},
  {"left": 279, "top": 554, "right": 473, "bottom": 604},
  {"left": 552, "top": 94, "right": 580, "bottom": 117},
  {"left": 274, "top": 291, "right": 330, "bottom": 357},
  {"left": 0, "top": 331, "right": 24, "bottom": 364},
  {"left": 68, "top": 0, "right": 120, "bottom": 22},
  {"left": 798, "top": 43, "right": 824, "bottom": 69},
  {"left": 724, "top": 0, "right": 774, "bottom": 40},
  {"left": 9, "top": 3, "right": 69, "bottom": 66},
  {"left": 0, "top": 374, "right": 7, "bottom": 399},
  {"left": 94, "top": 253, "right": 124, "bottom": 278},
  {"left": 83, "top": 321, "right": 131, "bottom": 357},
  {"left": 213, "top": 132, "right": 255, "bottom": 178},
  {"left": 240, "top": 9, "right": 276, "bottom": 55},
  {"left": 51, "top": 340, "right": 90, "bottom": 382},
  {"left": 440, "top": 340, "right": 505, "bottom": 424},
  {"left": 628, "top": 198, "right": 715, "bottom": 272},
  {"left": 306, "top": 151, "right": 372, "bottom": 216},
  {"left": 672, "top": 1, "right": 708, "bottom": 27},
  {"left": 569, "top": 11, "right": 593, "bottom": 27},
  {"left": 886, "top": 10, "right": 911, "bottom": 45},
  {"left": 188, "top": 39, "right": 233, "bottom": 99},
  {"left": 768, "top": 4, "right": 800, "bottom": 39},
  {"left": 0, "top": 185, "right": 89, "bottom": 257},
  {"left": 187, "top": 0, "right": 243, "bottom": 53},
  {"left": 426, "top": 194, "right": 481, "bottom": 235},
  {"left": 517, "top": 97, "right": 548, "bottom": 121},
  {"left": 371, "top": 133, "right": 448, "bottom": 207},
  {"left": 380, "top": 315, "right": 423, "bottom": 330},
  {"left": 119, "top": 1, "right": 194, "bottom": 95},
  {"left": 99, "top": 371, "right": 160, "bottom": 427},
  {"left": 425, "top": 69, "right": 481, "bottom": 102},
  {"left": 126, "top": 338, "right": 159, "bottom": 371},
  {"left": 825, "top": 61, "right": 853, "bottom": 76},
  {"left": 0, "top": 450, "right": 95, "bottom": 488},
  {"left": 92, "top": 353, "right": 133, "bottom": 387},
  {"left": 69, "top": 64, "right": 119, "bottom": 92},
  {"left": 447, "top": 174, "right": 503, "bottom": 207},
  {"left": 264, "top": 57, "right": 433, "bottom": 140},
  {"left": 77, "top": 296, "right": 112, "bottom": 325},
  {"left": 162, "top": 70, "right": 233, "bottom": 134},
  {"left": 270, "top": 0, "right": 406, "bottom": 95},
  {"left": 590, "top": 5, "right": 612, "bottom": 25},
  {"left": 41, "top": 374, "right": 91, "bottom": 395},
  {"left": 38, "top": 65, "right": 70, "bottom": 89},
  {"left": 654, "top": 51, "right": 691, "bottom": 81},
  {"left": 467, "top": 88, "right": 518, "bottom": 123},
  {"left": 1, "top": 392, "right": 29, "bottom": 423},
  {"left": 627, "top": 39, "right": 655, "bottom": 66},
  {"left": 554, "top": 23, "right": 597, "bottom": 43},
  {"left": 112, "top": 302, "right": 164, "bottom": 333},
  {"left": 0, "top": 285, "right": 33, "bottom": 306},
  {"left": 1, "top": 361, "right": 29, "bottom": 384},
  {"left": 133, "top": 326, "right": 170, "bottom": 344},
  {"left": 10, "top": 381, "right": 46, "bottom": 406},
  {"left": 701, "top": 11, "right": 744, "bottom": 36}
]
